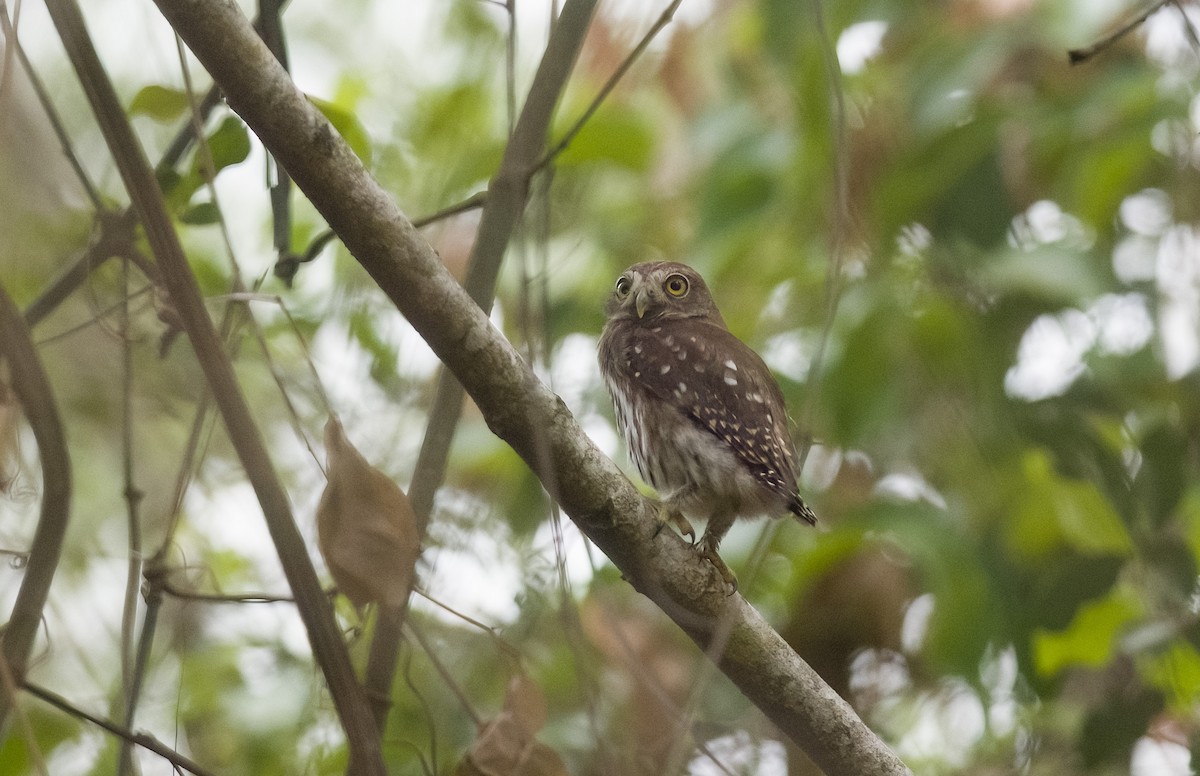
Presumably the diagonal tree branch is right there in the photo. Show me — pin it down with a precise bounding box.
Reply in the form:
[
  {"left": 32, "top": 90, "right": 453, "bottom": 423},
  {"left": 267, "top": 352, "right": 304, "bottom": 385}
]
[
  {"left": 367, "top": 0, "right": 598, "bottom": 732},
  {"left": 21, "top": 681, "right": 216, "bottom": 776},
  {"left": 41, "top": 1, "right": 385, "bottom": 772},
  {"left": 0, "top": 285, "right": 73, "bottom": 732},
  {"left": 151, "top": 1, "right": 913, "bottom": 773}
]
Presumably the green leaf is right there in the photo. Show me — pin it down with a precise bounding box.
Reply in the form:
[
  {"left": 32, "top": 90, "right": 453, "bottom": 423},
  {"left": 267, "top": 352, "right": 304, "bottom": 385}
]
[
  {"left": 129, "top": 84, "right": 189, "bottom": 122},
  {"left": 553, "top": 107, "right": 653, "bottom": 171},
  {"left": 0, "top": 705, "right": 78, "bottom": 775},
  {"left": 180, "top": 201, "right": 220, "bottom": 225},
  {"left": 1141, "top": 641, "right": 1200, "bottom": 711},
  {"left": 308, "top": 95, "right": 373, "bottom": 164},
  {"left": 1007, "top": 450, "right": 1133, "bottom": 558},
  {"left": 158, "top": 168, "right": 204, "bottom": 215},
  {"left": 347, "top": 309, "right": 399, "bottom": 392},
  {"left": 1033, "top": 588, "right": 1141, "bottom": 676},
  {"left": 1180, "top": 487, "right": 1200, "bottom": 567},
  {"left": 194, "top": 116, "right": 251, "bottom": 180}
]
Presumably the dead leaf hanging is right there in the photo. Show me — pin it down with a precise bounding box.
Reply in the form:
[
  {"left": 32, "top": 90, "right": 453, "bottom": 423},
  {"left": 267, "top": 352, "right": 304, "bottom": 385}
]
[
  {"left": 457, "top": 674, "right": 567, "bottom": 776},
  {"left": 316, "top": 417, "right": 420, "bottom": 610}
]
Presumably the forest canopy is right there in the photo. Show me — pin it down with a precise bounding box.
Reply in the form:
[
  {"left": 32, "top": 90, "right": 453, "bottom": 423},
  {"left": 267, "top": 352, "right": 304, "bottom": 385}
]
[{"left": 1, "top": 1, "right": 1199, "bottom": 775}]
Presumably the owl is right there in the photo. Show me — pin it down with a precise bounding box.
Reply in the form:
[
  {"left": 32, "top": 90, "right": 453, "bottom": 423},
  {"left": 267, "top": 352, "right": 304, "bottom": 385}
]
[{"left": 598, "top": 261, "right": 816, "bottom": 590}]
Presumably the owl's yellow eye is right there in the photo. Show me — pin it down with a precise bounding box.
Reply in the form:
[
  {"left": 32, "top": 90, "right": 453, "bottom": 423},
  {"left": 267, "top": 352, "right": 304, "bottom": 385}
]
[
  {"left": 664, "top": 274, "right": 689, "bottom": 297},
  {"left": 615, "top": 276, "right": 632, "bottom": 298}
]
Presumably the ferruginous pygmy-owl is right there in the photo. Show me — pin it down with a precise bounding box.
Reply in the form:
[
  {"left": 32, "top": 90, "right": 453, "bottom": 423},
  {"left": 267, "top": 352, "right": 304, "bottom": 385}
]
[{"left": 598, "top": 261, "right": 816, "bottom": 590}]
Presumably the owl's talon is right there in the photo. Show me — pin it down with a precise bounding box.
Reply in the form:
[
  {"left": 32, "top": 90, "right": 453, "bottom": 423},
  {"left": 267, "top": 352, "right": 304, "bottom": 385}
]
[
  {"left": 654, "top": 504, "right": 695, "bottom": 544},
  {"left": 698, "top": 542, "right": 739, "bottom": 596}
]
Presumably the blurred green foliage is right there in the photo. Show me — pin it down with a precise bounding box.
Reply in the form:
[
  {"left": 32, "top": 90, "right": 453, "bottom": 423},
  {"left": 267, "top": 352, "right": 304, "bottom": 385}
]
[{"left": 2, "top": 0, "right": 1199, "bottom": 775}]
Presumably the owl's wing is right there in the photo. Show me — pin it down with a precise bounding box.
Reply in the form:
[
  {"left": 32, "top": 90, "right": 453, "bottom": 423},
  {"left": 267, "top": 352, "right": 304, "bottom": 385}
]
[{"left": 626, "top": 320, "right": 808, "bottom": 512}]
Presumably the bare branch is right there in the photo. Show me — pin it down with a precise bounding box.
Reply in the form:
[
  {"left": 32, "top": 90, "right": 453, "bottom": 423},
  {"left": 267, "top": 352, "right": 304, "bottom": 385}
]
[
  {"left": 538, "top": 0, "right": 683, "bottom": 171},
  {"left": 1068, "top": 0, "right": 1173, "bottom": 63},
  {"left": 151, "top": 1, "right": 913, "bottom": 773},
  {"left": 159, "top": 581, "right": 297, "bottom": 604},
  {"left": 21, "top": 681, "right": 217, "bottom": 776},
  {"left": 370, "top": 0, "right": 598, "bottom": 733},
  {"left": 41, "top": 0, "right": 384, "bottom": 771},
  {"left": 0, "top": 4, "right": 104, "bottom": 210},
  {"left": 0, "top": 284, "right": 72, "bottom": 729}
]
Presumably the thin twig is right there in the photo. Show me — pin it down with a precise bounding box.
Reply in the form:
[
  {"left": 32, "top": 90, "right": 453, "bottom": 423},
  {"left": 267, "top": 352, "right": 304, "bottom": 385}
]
[
  {"left": 147, "top": 394, "right": 215, "bottom": 570},
  {"left": 504, "top": 0, "right": 516, "bottom": 135},
  {"left": 23, "top": 211, "right": 140, "bottom": 329},
  {"left": 405, "top": 620, "right": 482, "bottom": 727},
  {"left": 412, "top": 588, "right": 520, "bottom": 661},
  {"left": 366, "top": 0, "right": 598, "bottom": 734},
  {"left": 273, "top": 191, "right": 489, "bottom": 285},
  {"left": 604, "top": 606, "right": 738, "bottom": 776},
  {"left": 1068, "top": 0, "right": 1174, "bottom": 63},
  {"left": 22, "top": 681, "right": 217, "bottom": 776},
  {"left": 537, "top": 0, "right": 684, "bottom": 171},
  {"left": 33, "top": 284, "right": 155, "bottom": 346},
  {"left": 235, "top": 297, "right": 326, "bottom": 472},
  {"left": 156, "top": 3, "right": 916, "bottom": 771},
  {"left": 1171, "top": 0, "right": 1200, "bottom": 54},
  {"left": 116, "top": 254, "right": 146, "bottom": 776},
  {"left": 804, "top": 0, "right": 850, "bottom": 443},
  {"left": 401, "top": 649, "right": 438, "bottom": 776},
  {"left": 412, "top": 190, "right": 489, "bottom": 228},
  {"left": 176, "top": 33, "right": 244, "bottom": 288},
  {"left": 741, "top": 0, "right": 852, "bottom": 595},
  {"left": 0, "top": 4, "right": 104, "bottom": 210},
  {"left": 159, "top": 580, "right": 296, "bottom": 604},
  {"left": 44, "top": 0, "right": 385, "bottom": 770},
  {"left": 0, "top": 649, "right": 51, "bottom": 775}
]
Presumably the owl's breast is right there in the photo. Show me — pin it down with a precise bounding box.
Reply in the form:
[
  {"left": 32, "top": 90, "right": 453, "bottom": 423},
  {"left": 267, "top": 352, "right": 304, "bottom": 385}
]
[
  {"left": 598, "top": 317, "right": 795, "bottom": 519},
  {"left": 599, "top": 321, "right": 684, "bottom": 490}
]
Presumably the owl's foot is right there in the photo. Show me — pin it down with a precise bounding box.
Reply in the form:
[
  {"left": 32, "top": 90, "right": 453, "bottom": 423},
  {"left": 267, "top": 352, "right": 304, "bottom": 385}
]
[
  {"left": 652, "top": 503, "right": 696, "bottom": 544},
  {"left": 697, "top": 538, "right": 738, "bottom": 596}
]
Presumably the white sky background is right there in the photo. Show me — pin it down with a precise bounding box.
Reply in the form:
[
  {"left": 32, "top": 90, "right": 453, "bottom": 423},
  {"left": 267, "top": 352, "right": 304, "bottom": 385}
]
[{"left": 1, "top": 2, "right": 1198, "bottom": 774}]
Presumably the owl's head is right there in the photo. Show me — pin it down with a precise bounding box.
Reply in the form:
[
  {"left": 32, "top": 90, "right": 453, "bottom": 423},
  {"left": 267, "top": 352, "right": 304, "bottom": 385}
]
[{"left": 604, "top": 262, "right": 725, "bottom": 325}]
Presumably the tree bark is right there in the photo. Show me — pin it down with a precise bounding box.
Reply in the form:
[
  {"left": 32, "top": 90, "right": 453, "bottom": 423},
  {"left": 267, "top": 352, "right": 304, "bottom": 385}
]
[
  {"left": 0, "top": 286, "right": 72, "bottom": 732},
  {"left": 151, "top": 1, "right": 914, "bottom": 774},
  {"left": 44, "top": 0, "right": 385, "bottom": 772}
]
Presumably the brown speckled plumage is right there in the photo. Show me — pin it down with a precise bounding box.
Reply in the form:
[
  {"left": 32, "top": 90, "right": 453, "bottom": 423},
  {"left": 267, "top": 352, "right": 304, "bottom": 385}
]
[{"left": 598, "top": 262, "right": 816, "bottom": 586}]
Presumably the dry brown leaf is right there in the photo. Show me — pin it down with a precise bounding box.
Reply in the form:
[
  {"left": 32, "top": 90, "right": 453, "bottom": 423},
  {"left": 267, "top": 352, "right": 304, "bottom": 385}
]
[
  {"left": 503, "top": 673, "right": 547, "bottom": 739},
  {"left": 456, "top": 674, "right": 566, "bottom": 776},
  {"left": 316, "top": 417, "right": 419, "bottom": 609}
]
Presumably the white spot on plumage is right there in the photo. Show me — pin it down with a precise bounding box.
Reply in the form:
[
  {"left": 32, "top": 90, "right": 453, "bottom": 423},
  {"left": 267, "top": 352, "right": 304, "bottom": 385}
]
[{"left": 599, "top": 262, "right": 815, "bottom": 541}]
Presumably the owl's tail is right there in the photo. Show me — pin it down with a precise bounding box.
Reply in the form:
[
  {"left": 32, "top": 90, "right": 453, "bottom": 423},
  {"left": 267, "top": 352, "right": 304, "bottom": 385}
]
[{"left": 788, "top": 494, "right": 818, "bottom": 526}]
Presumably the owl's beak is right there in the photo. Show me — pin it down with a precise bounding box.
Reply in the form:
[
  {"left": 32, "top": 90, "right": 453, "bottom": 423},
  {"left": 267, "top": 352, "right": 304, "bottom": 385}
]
[{"left": 635, "top": 289, "right": 651, "bottom": 319}]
